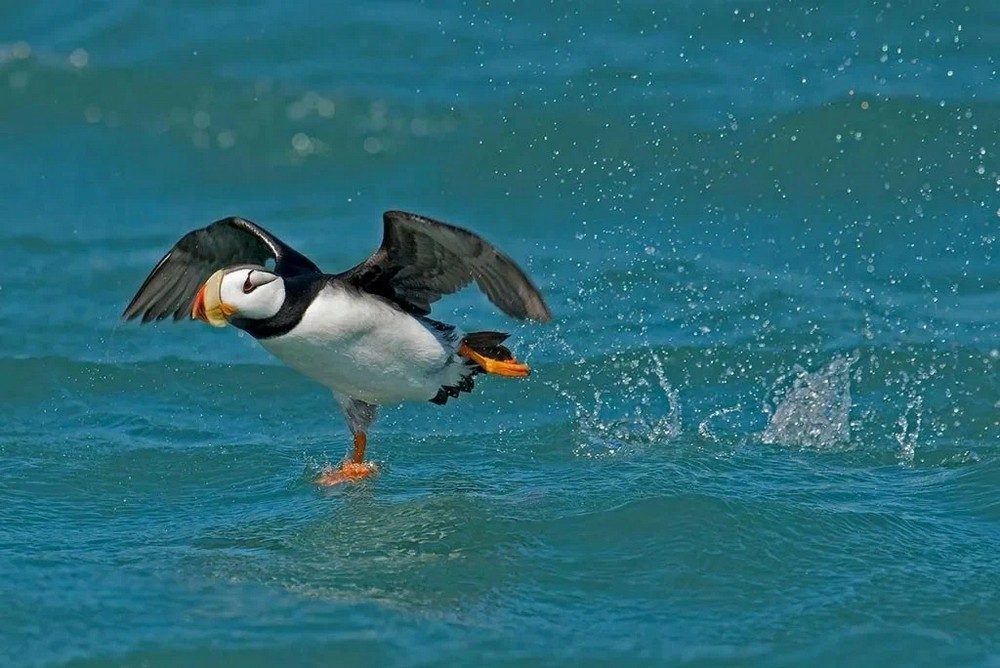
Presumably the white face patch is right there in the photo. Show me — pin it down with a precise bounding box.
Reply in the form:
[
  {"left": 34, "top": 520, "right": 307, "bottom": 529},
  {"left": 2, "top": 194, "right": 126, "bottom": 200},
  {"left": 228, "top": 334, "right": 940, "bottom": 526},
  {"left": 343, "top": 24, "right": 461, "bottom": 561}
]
[{"left": 219, "top": 268, "right": 286, "bottom": 321}]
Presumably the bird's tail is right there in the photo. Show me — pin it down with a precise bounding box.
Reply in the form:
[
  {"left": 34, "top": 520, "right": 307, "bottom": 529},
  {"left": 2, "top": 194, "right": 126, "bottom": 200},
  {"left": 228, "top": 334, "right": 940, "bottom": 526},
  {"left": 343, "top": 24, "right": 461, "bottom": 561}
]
[
  {"left": 460, "top": 331, "right": 516, "bottom": 363},
  {"left": 429, "top": 331, "right": 530, "bottom": 406}
]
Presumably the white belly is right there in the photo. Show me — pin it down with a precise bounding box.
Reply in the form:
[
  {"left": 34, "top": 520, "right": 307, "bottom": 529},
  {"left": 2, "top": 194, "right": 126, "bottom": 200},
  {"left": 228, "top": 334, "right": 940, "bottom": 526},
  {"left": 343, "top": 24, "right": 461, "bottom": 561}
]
[{"left": 258, "top": 286, "right": 462, "bottom": 404}]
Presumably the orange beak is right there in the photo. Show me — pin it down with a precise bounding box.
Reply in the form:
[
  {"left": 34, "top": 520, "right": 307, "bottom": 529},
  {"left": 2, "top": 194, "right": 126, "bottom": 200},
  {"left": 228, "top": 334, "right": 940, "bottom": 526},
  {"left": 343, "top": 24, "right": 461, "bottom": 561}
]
[
  {"left": 192, "top": 283, "right": 209, "bottom": 322},
  {"left": 191, "top": 269, "right": 235, "bottom": 327}
]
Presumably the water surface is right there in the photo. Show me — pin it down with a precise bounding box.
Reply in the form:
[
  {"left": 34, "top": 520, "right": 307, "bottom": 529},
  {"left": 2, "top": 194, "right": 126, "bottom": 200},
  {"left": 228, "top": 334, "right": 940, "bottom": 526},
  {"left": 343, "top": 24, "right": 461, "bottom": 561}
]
[{"left": 1, "top": 2, "right": 998, "bottom": 666}]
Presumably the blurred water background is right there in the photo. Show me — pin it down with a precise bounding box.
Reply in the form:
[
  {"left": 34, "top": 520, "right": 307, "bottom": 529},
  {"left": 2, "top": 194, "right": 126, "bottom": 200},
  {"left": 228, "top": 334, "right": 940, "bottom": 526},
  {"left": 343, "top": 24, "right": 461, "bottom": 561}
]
[{"left": 1, "top": 1, "right": 998, "bottom": 666}]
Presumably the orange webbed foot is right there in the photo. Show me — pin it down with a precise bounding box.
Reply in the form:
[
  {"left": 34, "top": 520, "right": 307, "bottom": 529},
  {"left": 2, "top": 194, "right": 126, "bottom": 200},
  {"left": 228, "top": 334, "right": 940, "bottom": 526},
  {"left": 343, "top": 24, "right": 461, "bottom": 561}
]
[
  {"left": 317, "top": 431, "right": 376, "bottom": 486},
  {"left": 317, "top": 460, "right": 377, "bottom": 486},
  {"left": 457, "top": 343, "right": 531, "bottom": 378}
]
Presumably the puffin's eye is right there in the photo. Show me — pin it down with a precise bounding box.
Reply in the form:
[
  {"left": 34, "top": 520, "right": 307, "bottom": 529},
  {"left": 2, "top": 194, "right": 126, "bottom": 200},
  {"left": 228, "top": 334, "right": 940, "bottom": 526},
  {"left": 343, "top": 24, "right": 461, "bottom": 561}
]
[{"left": 242, "top": 272, "right": 255, "bottom": 294}]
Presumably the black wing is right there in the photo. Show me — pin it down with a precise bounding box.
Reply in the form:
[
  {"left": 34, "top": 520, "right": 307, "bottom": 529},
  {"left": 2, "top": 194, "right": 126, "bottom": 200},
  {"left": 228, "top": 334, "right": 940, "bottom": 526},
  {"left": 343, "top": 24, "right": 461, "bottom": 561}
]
[
  {"left": 122, "top": 217, "right": 320, "bottom": 323},
  {"left": 336, "top": 210, "right": 552, "bottom": 322}
]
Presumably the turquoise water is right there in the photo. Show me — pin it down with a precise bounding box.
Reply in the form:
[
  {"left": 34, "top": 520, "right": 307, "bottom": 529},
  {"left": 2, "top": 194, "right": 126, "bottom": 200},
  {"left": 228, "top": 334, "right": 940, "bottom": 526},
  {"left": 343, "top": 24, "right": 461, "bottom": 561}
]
[{"left": 2, "top": 2, "right": 999, "bottom": 665}]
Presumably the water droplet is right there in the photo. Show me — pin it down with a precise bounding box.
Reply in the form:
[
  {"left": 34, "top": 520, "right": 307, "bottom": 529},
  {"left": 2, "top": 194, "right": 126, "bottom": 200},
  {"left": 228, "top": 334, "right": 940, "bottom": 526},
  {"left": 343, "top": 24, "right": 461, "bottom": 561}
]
[
  {"left": 315, "top": 97, "right": 336, "bottom": 118},
  {"left": 216, "top": 130, "right": 236, "bottom": 150},
  {"left": 193, "top": 110, "right": 211, "bottom": 130},
  {"left": 68, "top": 48, "right": 89, "bottom": 68},
  {"left": 11, "top": 41, "right": 30, "bottom": 59},
  {"left": 291, "top": 132, "right": 314, "bottom": 155}
]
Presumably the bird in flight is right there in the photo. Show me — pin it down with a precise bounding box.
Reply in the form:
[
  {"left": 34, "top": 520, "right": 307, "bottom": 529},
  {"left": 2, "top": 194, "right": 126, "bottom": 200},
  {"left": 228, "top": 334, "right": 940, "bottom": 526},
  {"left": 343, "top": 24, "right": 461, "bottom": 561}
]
[{"left": 123, "top": 210, "right": 552, "bottom": 485}]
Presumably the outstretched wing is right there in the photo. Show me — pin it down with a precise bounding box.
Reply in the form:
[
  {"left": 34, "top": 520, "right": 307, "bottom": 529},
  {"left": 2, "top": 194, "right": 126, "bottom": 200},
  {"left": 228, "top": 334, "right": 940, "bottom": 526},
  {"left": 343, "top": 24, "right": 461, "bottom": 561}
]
[
  {"left": 336, "top": 210, "right": 552, "bottom": 322},
  {"left": 122, "top": 217, "right": 320, "bottom": 323}
]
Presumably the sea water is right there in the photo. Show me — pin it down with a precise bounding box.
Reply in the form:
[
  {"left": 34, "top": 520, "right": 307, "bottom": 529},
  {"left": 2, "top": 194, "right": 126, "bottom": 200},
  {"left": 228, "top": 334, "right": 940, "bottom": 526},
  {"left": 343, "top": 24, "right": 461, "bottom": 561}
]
[{"left": 1, "top": 2, "right": 997, "bottom": 666}]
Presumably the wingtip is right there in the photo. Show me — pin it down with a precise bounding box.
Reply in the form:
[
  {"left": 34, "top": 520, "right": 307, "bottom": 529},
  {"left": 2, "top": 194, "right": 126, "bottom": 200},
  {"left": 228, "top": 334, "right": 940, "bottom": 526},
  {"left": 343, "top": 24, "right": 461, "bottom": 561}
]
[
  {"left": 508, "top": 307, "right": 553, "bottom": 323},
  {"left": 524, "top": 298, "right": 554, "bottom": 323},
  {"left": 121, "top": 304, "right": 140, "bottom": 322}
]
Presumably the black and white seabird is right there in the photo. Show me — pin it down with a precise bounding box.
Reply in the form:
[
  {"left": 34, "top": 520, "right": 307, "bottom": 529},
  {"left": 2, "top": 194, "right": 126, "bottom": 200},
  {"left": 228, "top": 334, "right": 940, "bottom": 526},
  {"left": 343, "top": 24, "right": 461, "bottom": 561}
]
[{"left": 123, "top": 210, "right": 552, "bottom": 485}]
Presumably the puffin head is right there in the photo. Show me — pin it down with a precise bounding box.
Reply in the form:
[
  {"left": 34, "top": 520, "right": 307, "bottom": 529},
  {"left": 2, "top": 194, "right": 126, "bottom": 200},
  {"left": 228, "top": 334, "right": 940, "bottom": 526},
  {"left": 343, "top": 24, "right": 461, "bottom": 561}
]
[{"left": 192, "top": 266, "right": 285, "bottom": 327}]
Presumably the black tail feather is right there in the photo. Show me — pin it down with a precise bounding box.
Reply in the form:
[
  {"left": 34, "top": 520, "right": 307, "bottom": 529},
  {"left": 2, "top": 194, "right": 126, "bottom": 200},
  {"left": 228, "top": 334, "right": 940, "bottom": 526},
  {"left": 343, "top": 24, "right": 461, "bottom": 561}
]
[
  {"left": 429, "top": 331, "right": 512, "bottom": 405},
  {"left": 460, "top": 331, "right": 513, "bottom": 361}
]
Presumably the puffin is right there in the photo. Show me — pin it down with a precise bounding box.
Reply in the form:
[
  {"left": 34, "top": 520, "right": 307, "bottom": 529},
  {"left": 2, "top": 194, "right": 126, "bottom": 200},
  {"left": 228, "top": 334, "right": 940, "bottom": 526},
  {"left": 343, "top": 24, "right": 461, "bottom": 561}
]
[{"left": 123, "top": 210, "right": 552, "bottom": 485}]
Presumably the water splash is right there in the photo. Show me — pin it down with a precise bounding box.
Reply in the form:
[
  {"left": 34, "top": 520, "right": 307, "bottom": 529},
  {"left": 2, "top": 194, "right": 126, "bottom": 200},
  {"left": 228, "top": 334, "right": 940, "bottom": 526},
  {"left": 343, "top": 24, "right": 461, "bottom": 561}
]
[
  {"left": 547, "top": 350, "right": 681, "bottom": 458},
  {"left": 761, "top": 354, "right": 856, "bottom": 450},
  {"left": 886, "top": 366, "right": 941, "bottom": 464},
  {"left": 895, "top": 394, "right": 923, "bottom": 464},
  {"left": 697, "top": 405, "right": 744, "bottom": 443}
]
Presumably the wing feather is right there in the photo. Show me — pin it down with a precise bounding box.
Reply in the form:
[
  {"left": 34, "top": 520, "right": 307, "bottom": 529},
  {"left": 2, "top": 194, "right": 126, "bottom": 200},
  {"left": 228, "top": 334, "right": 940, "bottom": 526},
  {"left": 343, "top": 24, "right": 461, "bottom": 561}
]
[
  {"left": 123, "top": 217, "right": 320, "bottom": 323},
  {"left": 336, "top": 210, "right": 551, "bottom": 321}
]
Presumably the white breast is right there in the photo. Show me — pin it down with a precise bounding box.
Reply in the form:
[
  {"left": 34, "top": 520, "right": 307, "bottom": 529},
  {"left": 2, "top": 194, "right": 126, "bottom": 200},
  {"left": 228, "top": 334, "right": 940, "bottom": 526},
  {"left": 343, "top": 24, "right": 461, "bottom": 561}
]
[{"left": 258, "top": 285, "right": 462, "bottom": 404}]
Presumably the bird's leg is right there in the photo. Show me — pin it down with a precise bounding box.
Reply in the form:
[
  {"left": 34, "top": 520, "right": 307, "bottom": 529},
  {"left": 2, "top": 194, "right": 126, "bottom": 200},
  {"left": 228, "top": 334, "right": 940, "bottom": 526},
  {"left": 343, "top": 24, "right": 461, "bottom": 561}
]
[
  {"left": 317, "top": 396, "right": 378, "bottom": 486},
  {"left": 317, "top": 432, "right": 376, "bottom": 486},
  {"left": 350, "top": 431, "right": 367, "bottom": 463}
]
